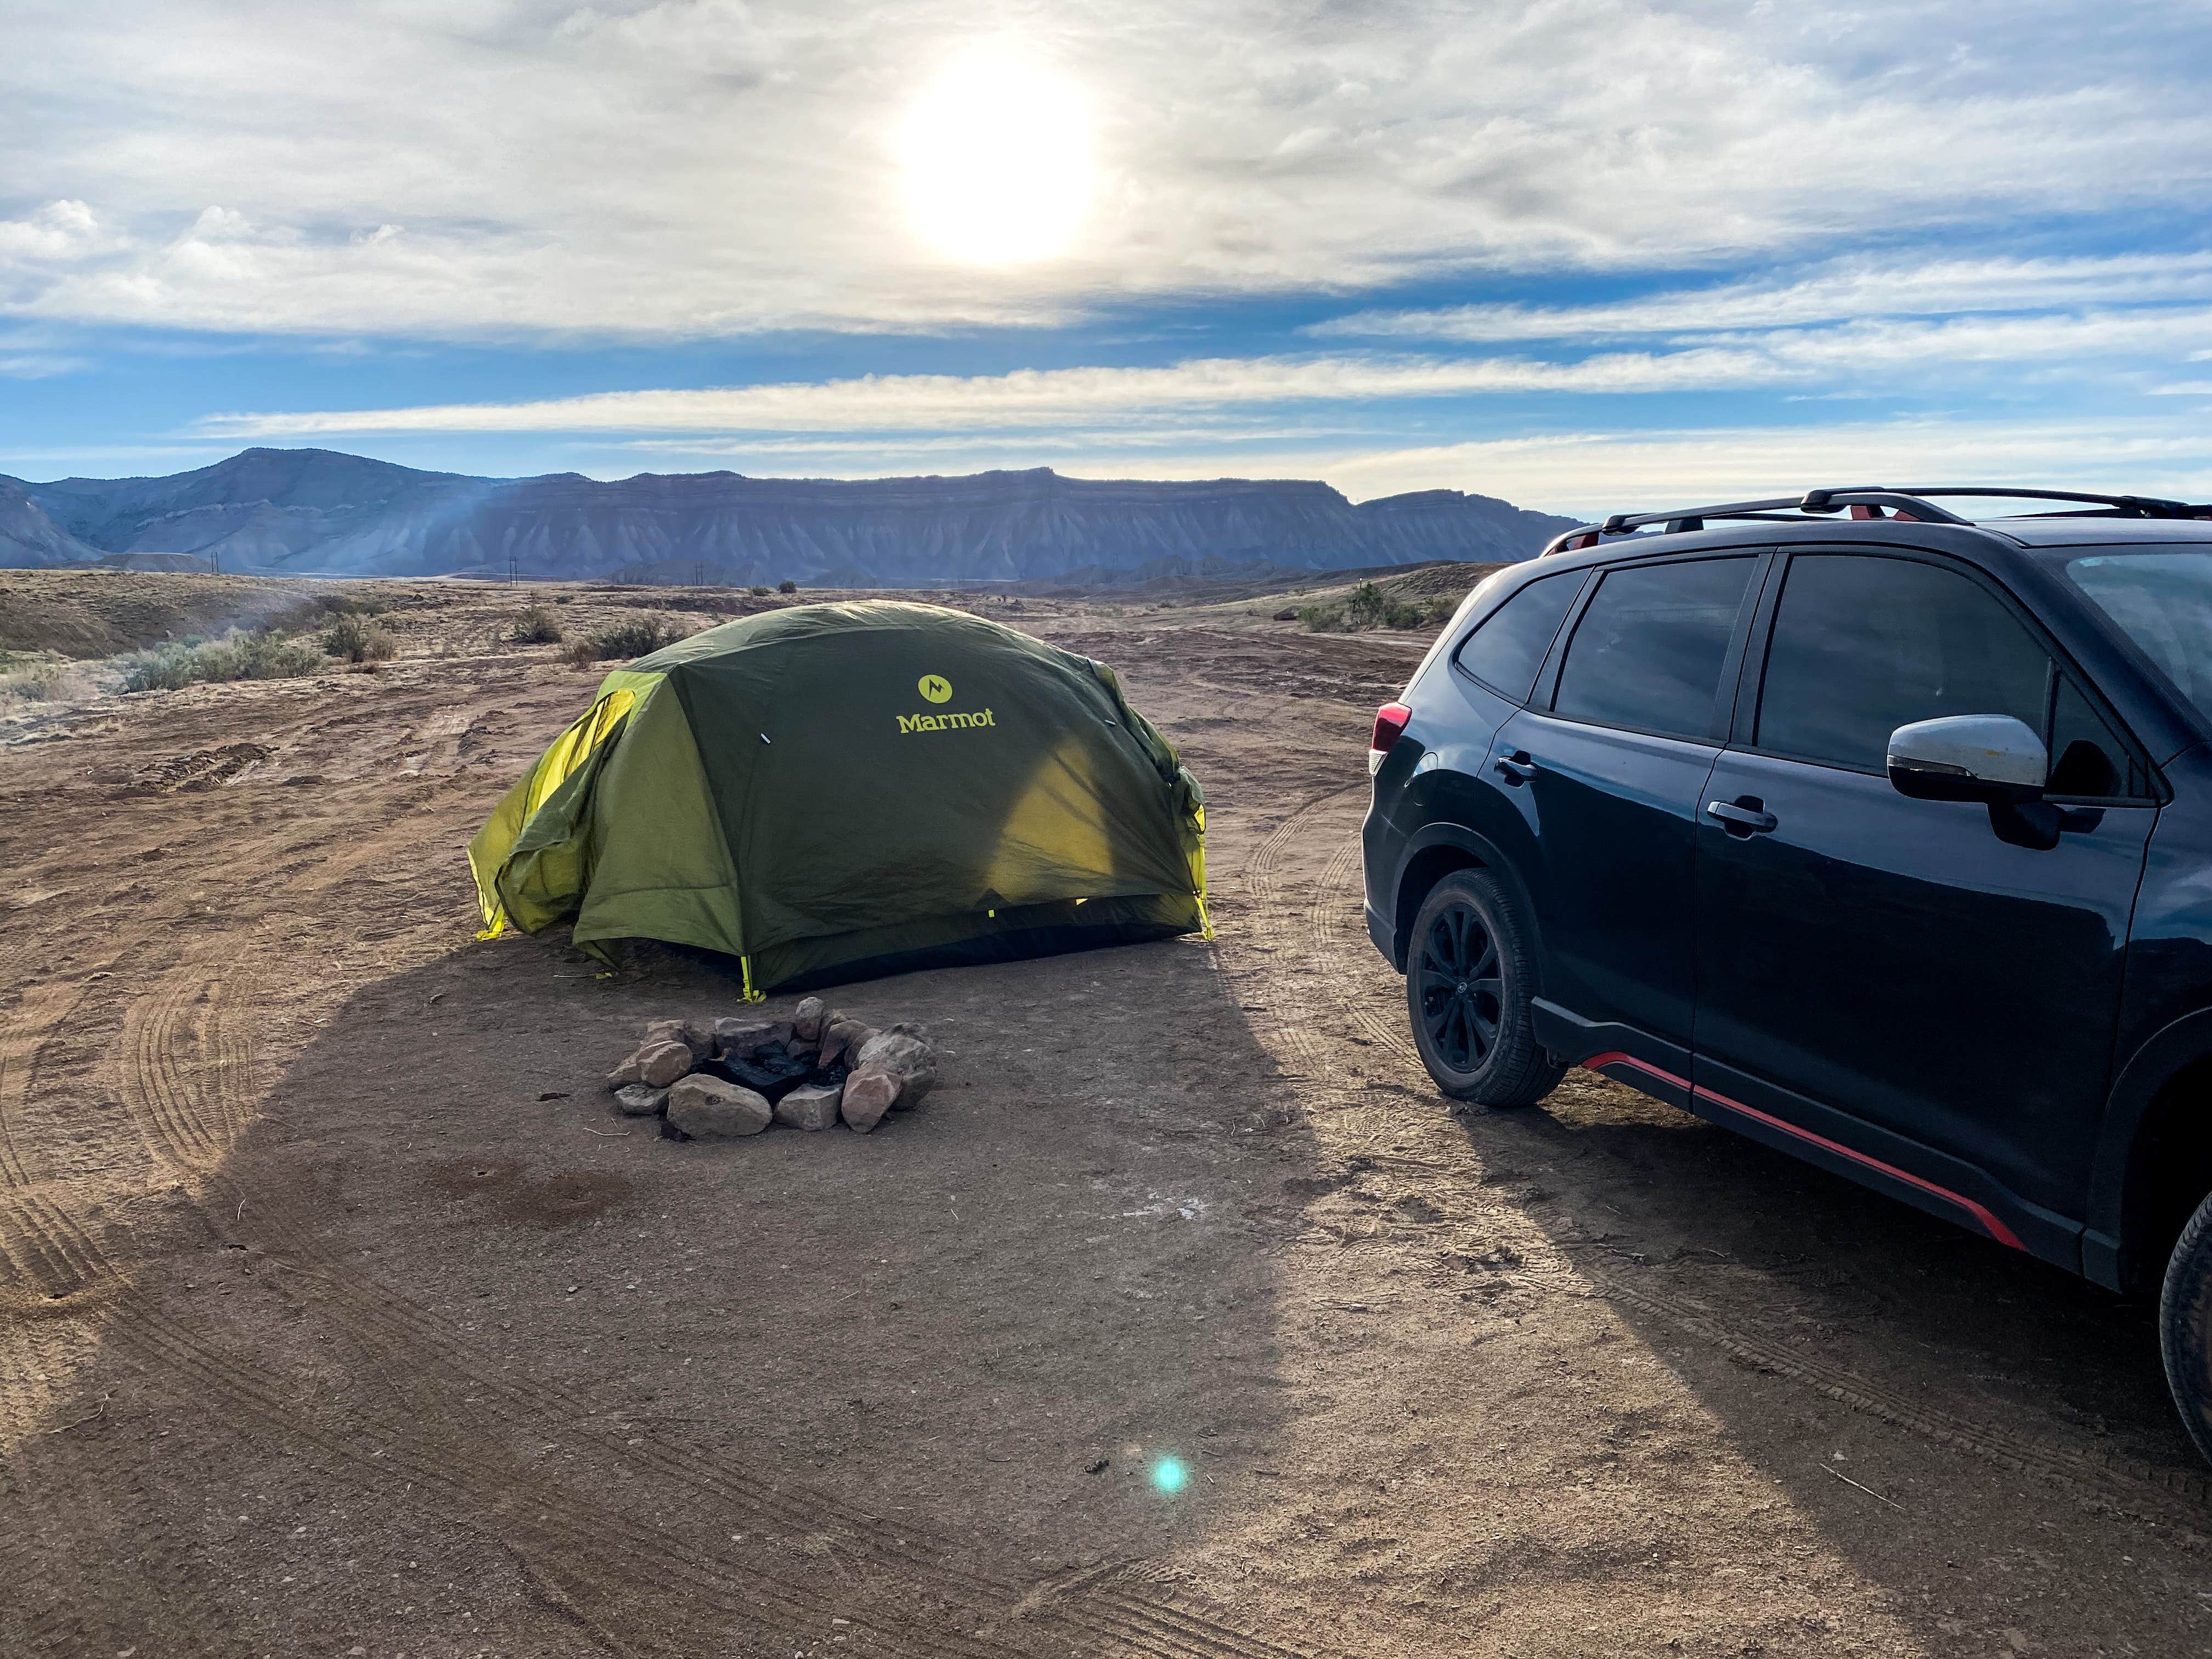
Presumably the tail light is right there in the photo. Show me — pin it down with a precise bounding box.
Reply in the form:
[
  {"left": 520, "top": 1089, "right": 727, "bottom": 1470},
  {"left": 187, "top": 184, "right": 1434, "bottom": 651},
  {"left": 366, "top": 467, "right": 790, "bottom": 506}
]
[{"left": 1370, "top": 701, "right": 1412, "bottom": 774}]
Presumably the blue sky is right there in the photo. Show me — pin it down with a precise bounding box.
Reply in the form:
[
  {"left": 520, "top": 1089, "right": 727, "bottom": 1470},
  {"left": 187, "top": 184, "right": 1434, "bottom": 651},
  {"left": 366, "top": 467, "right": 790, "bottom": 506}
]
[{"left": 5, "top": 0, "right": 2212, "bottom": 515}]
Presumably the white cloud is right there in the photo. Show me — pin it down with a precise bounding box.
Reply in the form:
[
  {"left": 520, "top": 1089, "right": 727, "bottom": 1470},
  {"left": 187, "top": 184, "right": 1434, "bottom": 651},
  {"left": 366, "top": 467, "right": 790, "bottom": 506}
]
[
  {"left": 0, "top": 201, "right": 107, "bottom": 268},
  {"left": 1302, "top": 421, "right": 2212, "bottom": 515},
  {"left": 189, "top": 303, "right": 2212, "bottom": 442},
  {"left": 188, "top": 349, "right": 1792, "bottom": 438},
  {"left": 1312, "top": 253, "right": 2212, "bottom": 342},
  {"left": 5, "top": 2, "right": 2212, "bottom": 337}
]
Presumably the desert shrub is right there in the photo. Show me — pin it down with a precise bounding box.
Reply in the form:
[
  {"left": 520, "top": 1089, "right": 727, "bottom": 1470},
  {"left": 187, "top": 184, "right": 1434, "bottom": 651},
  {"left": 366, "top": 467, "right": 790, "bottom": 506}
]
[
  {"left": 564, "top": 638, "right": 601, "bottom": 669},
  {"left": 588, "top": 615, "right": 689, "bottom": 660},
  {"left": 118, "top": 630, "right": 327, "bottom": 693},
  {"left": 554, "top": 594, "right": 574, "bottom": 605},
  {"left": 776, "top": 580, "right": 797, "bottom": 595},
  {"left": 323, "top": 613, "right": 399, "bottom": 663},
  {"left": 1301, "top": 583, "right": 1451, "bottom": 634},
  {"left": 749, "top": 585, "right": 770, "bottom": 597},
  {"left": 0, "top": 653, "right": 60, "bottom": 703},
  {"left": 510, "top": 604, "right": 565, "bottom": 644}
]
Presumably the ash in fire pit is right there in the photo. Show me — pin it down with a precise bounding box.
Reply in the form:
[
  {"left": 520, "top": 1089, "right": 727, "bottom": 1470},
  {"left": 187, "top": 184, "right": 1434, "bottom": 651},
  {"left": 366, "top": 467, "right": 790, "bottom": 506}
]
[{"left": 604, "top": 996, "right": 937, "bottom": 1139}]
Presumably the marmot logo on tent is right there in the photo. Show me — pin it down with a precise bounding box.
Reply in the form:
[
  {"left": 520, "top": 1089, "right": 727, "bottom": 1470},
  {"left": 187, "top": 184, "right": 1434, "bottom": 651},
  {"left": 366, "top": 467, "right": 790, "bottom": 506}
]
[
  {"left": 917, "top": 674, "right": 952, "bottom": 703},
  {"left": 898, "top": 708, "right": 996, "bottom": 734}
]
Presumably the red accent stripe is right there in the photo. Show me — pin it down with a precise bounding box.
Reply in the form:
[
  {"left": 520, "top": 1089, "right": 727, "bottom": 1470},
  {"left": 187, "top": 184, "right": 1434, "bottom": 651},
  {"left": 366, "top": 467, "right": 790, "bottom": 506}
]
[
  {"left": 1582, "top": 1055, "right": 2025, "bottom": 1251},
  {"left": 1583, "top": 1051, "right": 1691, "bottom": 1091}
]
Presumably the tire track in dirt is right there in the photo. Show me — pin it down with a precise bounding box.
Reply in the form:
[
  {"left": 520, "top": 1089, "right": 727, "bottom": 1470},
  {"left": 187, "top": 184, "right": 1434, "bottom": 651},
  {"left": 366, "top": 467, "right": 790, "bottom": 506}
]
[
  {"left": 100, "top": 967, "right": 1051, "bottom": 1656},
  {"left": 0, "top": 979, "right": 246, "bottom": 1658},
  {"left": 9, "top": 943, "right": 1037, "bottom": 1653},
  {"left": 27, "top": 928, "right": 1306, "bottom": 1658},
  {"left": 1262, "top": 790, "right": 2212, "bottom": 1514},
  {"left": 10, "top": 678, "right": 1313, "bottom": 1659},
  {"left": 0, "top": 982, "right": 115, "bottom": 1300}
]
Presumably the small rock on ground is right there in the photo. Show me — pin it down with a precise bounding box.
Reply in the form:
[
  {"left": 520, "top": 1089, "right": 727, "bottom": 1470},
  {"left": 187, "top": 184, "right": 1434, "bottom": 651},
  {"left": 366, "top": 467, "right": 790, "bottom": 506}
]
[
  {"left": 840, "top": 1070, "right": 899, "bottom": 1133},
  {"left": 823, "top": 1019, "right": 877, "bottom": 1069},
  {"left": 667, "top": 1075, "right": 773, "bottom": 1139},
  {"left": 855, "top": 1030, "right": 936, "bottom": 1109},
  {"left": 644, "top": 1017, "right": 715, "bottom": 1063},
  {"left": 634, "top": 1040, "right": 695, "bottom": 1088},
  {"left": 713, "top": 1018, "right": 793, "bottom": 1059},
  {"left": 612, "top": 1084, "right": 669, "bottom": 1117},
  {"left": 775, "top": 1082, "right": 842, "bottom": 1131}
]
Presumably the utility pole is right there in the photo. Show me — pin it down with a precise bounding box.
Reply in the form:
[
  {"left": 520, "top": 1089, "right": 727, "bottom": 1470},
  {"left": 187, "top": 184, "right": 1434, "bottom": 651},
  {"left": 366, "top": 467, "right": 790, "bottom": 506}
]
[
  {"left": 210, "top": 550, "right": 221, "bottom": 577},
  {"left": 694, "top": 560, "right": 704, "bottom": 588},
  {"left": 507, "top": 551, "right": 519, "bottom": 584}
]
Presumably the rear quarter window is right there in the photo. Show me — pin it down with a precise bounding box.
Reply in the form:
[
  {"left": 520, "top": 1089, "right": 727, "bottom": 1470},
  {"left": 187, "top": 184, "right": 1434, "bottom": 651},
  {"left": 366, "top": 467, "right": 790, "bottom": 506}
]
[{"left": 1453, "top": 569, "right": 1583, "bottom": 703}]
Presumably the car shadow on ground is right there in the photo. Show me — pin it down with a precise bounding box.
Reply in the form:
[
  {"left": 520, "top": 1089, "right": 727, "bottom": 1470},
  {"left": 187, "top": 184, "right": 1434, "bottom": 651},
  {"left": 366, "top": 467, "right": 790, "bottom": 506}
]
[
  {"left": 1454, "top": 1071, "right": 2212, "bottom": 1649},
  {"left": 0, "top": 932, "right": 1330, "bottom": 1659}
]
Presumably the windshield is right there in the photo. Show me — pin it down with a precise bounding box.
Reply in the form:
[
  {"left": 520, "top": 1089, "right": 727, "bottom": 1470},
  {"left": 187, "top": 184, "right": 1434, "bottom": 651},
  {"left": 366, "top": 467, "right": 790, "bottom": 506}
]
[{"left": 2066, "top": 550, "right": 2212, "bottom": 726}]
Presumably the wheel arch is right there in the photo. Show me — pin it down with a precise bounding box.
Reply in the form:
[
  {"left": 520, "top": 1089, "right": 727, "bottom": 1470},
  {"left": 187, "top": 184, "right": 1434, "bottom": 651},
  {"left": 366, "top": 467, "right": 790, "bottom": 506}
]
[
  {"left": 1388, "top": 822, "right": 1546, "bottom": 990},
  {"left": 2088, "top": 1008, "right": 2212, "bottom": 1293}
]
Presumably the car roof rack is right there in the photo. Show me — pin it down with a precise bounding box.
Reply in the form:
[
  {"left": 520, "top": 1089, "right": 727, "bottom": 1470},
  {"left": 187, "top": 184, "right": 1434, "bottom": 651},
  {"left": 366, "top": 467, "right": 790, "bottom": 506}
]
[{"left": 1538, "top": 486, "right": 2212, "bottom": 556}]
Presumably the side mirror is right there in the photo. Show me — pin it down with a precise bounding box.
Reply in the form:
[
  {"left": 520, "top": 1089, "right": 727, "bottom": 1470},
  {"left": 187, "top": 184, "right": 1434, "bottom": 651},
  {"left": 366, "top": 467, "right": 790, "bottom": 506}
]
[{"left": 1887, "top": 715, "right": 2047, "bottom": 804}]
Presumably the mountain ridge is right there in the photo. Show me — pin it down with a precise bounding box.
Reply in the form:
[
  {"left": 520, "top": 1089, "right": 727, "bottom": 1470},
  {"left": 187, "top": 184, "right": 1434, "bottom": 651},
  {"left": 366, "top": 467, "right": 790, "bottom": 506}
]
[{"left": 0, "top": 447, "right": 1577, "bottom": 583}]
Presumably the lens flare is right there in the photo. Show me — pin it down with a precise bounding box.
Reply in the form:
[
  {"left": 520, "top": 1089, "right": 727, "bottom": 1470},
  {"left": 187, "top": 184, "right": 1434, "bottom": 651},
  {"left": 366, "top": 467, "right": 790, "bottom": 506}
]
[{"left": 1152, "top": 1456, "right": 1187, "bottom": 1493}]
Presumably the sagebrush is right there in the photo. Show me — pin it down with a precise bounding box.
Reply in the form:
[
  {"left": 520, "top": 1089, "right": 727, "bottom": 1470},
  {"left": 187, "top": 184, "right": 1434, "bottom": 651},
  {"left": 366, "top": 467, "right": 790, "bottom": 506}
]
[
  {"left": 324, "top": 613, "right": 399, "bottom": 663},
  {"left": 511, "top": 604, "right": 565, "bottom": 645},
  {"left": 119, "top": 631, "right": 328, "bottom": 693},
  {"left": 589, "top": 616, "right": 690, "bottom": 659},
  {"left": 1301, "top": 582, "right": 1451, "bottom": 633}
]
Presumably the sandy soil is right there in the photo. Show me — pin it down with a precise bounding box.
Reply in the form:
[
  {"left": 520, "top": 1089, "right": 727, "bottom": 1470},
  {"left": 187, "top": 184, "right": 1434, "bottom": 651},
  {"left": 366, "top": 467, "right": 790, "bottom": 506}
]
[{"left": 2, "top": 572, "right": 2209, "bottom": 1658}]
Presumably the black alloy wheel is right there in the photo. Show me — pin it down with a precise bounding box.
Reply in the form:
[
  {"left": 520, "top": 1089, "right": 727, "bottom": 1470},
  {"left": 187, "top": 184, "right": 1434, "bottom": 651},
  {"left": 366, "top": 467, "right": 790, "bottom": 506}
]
[
  {"left": 1404, "top": 869, "right": 1564, "bottom": 1108},
  {"left": 1417, "top": 899, "right": 1502, "bottom": 1073}
]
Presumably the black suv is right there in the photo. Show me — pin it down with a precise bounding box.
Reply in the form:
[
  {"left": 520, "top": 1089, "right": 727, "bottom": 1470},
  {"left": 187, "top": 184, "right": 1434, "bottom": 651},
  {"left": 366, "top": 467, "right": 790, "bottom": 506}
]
[{"left": 1361, "top": 486, "right": 2212, "bottom": 1458}]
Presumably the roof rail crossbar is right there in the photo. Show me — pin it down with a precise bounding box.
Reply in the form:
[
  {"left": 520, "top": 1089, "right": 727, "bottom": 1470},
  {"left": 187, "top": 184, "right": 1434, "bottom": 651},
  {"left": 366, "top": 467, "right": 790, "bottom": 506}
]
[
  {"left": 1538, "top": 488, "right": 1968, "bottom": 557},
  {"left": 1885, "top": 487, "right": 2212, "bottom": 519},
  {"left": 1534, "top": 483, "right": 2212, "bottom": 559}
]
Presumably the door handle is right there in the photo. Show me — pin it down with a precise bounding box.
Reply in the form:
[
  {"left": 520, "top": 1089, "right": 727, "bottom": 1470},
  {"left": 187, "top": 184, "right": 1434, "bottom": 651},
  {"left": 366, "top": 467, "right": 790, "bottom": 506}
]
[
  {"left": 1705, "top": 798, "right": 1778, "bottom": 834},
  {"left": 1494, "top": 752, "right": 1538, "bottom": 785}
]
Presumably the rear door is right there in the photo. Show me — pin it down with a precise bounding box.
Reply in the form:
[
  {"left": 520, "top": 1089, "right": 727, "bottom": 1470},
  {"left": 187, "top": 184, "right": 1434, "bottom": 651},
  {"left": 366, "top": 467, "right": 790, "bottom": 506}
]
[
  {"left": 1693, "top": 549, "right": 2159, "bottom": 1256},
  {"left": 1499, "top": 551, "right": 1768, "bottom": 1082}
]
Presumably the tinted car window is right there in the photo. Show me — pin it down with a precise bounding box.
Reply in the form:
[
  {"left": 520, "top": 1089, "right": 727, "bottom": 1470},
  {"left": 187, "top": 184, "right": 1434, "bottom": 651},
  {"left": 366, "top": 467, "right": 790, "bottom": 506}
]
[
  {"left": 2049, "top": 674, "right": 2152, "bottom": 800},
  {"left": 2067, "top": 550, "right": 2212, "bottom": 726},
  {"left": 1551, "top": 557, "right": 1756, "bottom": 740},
  {"left": 1457, "top": 570, "right": 1583, "bottom": 702},
  {"left": 1756, "top": 555, "right": 2049, "bottom": 772}
]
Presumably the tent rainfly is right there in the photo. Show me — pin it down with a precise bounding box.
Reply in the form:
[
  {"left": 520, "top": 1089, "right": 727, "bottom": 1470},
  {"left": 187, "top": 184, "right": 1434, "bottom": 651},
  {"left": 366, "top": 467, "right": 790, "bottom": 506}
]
[{"left": 467, "top": 601, "right": 1210, "bottom": 996}]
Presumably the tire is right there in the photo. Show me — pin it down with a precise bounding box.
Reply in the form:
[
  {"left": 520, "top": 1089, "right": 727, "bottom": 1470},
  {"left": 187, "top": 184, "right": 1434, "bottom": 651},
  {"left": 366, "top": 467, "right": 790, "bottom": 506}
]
[
  {"left": 2160, "top": 1188, "right": 2212, "bottom": 1467},
  {"left": 1404, "top": 867, "right": 1564, "bottom": 1108}
]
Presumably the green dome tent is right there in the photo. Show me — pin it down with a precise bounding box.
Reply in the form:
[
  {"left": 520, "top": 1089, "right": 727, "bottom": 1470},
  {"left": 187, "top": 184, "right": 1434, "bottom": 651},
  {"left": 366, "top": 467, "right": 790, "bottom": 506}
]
[{"left": 467, "top": 601, "right": 1210, "bottom": 995}]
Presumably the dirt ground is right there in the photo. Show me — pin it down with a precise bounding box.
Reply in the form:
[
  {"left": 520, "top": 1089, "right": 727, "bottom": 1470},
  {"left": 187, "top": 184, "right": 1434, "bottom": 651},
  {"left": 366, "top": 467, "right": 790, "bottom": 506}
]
[{"left": 2, "top": 571, "right": 2209, "bottom": 1659}]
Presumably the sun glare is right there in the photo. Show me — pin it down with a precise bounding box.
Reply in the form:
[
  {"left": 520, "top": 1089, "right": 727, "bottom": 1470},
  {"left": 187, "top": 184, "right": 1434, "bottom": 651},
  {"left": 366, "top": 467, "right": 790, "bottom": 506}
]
[{"left": 900, "top": 49, "right": 1094, "bottom": 264}]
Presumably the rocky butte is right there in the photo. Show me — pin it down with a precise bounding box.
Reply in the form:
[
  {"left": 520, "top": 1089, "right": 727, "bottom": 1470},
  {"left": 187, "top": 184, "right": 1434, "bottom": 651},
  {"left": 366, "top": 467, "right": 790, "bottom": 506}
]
[{"left": 0, "top": 447, "right": 1576, "bottom": 585}]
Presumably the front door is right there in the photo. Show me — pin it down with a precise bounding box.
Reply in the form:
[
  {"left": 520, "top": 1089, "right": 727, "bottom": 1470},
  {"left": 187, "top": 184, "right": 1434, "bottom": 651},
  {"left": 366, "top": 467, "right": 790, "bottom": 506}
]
[
  {"left": 1694, "top": 550, "right": 2157, "bottom": 1244},
  {"left": 1500, "top": 552, "right": 1764, "bottom": 1068}
]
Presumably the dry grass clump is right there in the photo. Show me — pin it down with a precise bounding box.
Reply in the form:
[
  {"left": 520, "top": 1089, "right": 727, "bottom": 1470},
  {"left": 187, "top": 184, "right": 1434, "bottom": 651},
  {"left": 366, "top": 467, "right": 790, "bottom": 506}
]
[
  {"left": 323, "top": 613, "right": 400, "bottom": 663},
  {"left": 510, "top": 604, "right": 565, "bottom": 645},
  {"left": 0, "top": 650, "right": 69, "bottom": 704},
  {"left": 588, "top": 616, "right": 691, "bottom": 661},
  {"left": 564, "top": 638, "right": 601, "bottom": 670},
  {"left": 119, "top": 630, "right": 328, "bottom": 693}
]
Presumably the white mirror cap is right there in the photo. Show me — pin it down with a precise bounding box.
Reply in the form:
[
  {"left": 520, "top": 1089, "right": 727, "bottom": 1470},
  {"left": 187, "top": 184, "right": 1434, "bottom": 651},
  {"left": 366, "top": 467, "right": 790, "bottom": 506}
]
[{"left": 1887, "top": 714, "right": 2048, "bottom": 787}]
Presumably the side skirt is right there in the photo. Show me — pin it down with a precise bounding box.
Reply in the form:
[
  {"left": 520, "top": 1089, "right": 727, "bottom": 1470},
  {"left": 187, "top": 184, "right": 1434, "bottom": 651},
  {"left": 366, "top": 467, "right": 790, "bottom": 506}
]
[{"left": 1532, "top": 999, "right": 2080, "bottom": 1267}]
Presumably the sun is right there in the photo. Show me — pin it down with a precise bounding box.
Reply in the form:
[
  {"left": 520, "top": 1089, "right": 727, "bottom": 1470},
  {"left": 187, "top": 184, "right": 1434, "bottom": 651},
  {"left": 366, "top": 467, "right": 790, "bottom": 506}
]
[{"left": 900, "top": 49, "right": 1094, "bottom": 264}]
